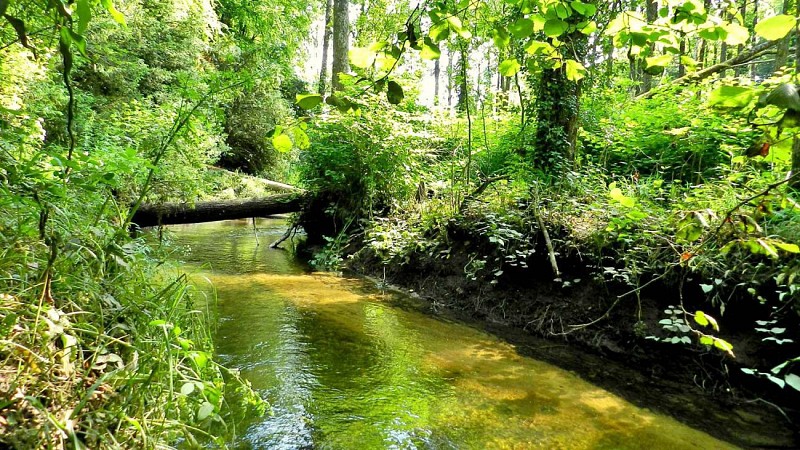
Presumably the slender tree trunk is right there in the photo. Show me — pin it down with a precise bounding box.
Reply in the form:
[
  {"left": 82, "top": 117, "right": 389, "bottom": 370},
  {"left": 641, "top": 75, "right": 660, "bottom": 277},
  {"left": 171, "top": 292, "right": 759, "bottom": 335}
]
[
  {"left": 751, "top": 0, "right": 760, "bottom": 79},
  {"left": 793, "top": 0, "right": 800, "bottom": 190},
  {"left": 447, "top": 49, "right": 454, "bottom": 108},
  {"left": 641, "top": 0, "right": 658, "bottom": 93},
  {"left": 678, "top": 36, "right": 686, "bottom": 77},
  {"left": 774, "top": 0, "right": 793, "bottom": 74},
  {"left": 456, "top": 46, "right": 468, "bottom": 112},
  {"left": 735, "top": 0, "right": 748, "bottom": 76},
  {"left": 433, "top": 58, "right": 440, "bottom": 106},
  {"left": 318, "top": 0, "right": 333, "bottom": 95},
  {"left": 331, "top": 0, "right": 350, "bottom": 91}
]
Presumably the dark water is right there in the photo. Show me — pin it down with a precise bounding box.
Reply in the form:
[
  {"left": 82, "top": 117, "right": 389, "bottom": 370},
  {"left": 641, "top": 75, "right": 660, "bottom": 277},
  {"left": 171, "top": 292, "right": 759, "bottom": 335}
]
[{"left": 170, "top": 219, "right": 734, "bottom": 449}]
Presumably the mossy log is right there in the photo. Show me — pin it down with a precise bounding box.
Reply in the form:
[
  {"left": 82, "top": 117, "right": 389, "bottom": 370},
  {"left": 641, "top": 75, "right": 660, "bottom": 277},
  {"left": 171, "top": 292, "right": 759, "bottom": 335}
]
[{"left": 130, "top": 193, "right": 305, "bottom": 228}]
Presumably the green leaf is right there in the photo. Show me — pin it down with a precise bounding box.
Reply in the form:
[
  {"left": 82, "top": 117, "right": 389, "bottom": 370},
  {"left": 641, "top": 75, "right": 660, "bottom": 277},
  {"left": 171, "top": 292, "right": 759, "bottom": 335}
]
[
  {"left": 492, "top": 26, "right": 510, "bottom": 49},
  {"left": 564, "top": 59, "right": 586, "bottom": 81},
  {"left": 774, "top": 241, "right": 800, "bottom": 253},
  {"left": 197, "top": 401, "right": 214, "bottom": 421},
  {"left": 387, "top": 80, "right": 404, "bottom": 104},
  {"left": 609, "top": 187, "right": 635, "bottom": 208},
  {"left": 694, "top": 311, "right": 709, "bottom": 327},
  {"left": 525, "top": 40, "right": 553, "bottom": 55},
  {"left": 499, "top": 58, "right": 521, "bottom": 77},
  {"left": 349, "top": 47, "right": 375, "bottom": 69},
  {"left": 571, "top": 1, "right": 596, "bottom": 17},
  {"left": 272, "top": 133, "right": 293, "bottom": 153},
  {"left": 755, "top": 15, "right": 796, "bottom": 41},
  {"left": 543, "top": 19, "right": 568, "bottom": 38},
  {"left": 296, "top": 94, "right": 323, "bottom": 110},
  {"left": 446, "top": 15, "right": 472, "bottom": 39},
  {"left": 722, "top": 22, "right": 749, "bottom": 46},
  {"left": 713, "top": 337, "right": 734, "bottom": 355},
  {"left": 181, "top": 382, "right": 195, "bottom": 396},
  {"left": 785, "top": 373, "right": 800, "bottom": 391},
  {"left": 708, "top": 85, "right": 755, "bottom": 108},
  {"left": 429, "top": 21, "right": 450, "bottom": 42},
  {"left": 99, "top": 0, "right": 126, "bottom": 26},
  {"left": 645, "top": 54, "right": 672, "bottom": 68},
  {"left": 578, "top": 20, "right": 597, "bottom": 35},
  {"left": 509, "top": 18, "right": 534, "bottom": 39},
  {"left": 76, "top": 0, "right": 91, "bottom": 34},
  {"left": 420, "top": 39, "right": 441, "bottom": 59},
  {"left": 699, "top": 284, "right": 713, "bottom": 294}
]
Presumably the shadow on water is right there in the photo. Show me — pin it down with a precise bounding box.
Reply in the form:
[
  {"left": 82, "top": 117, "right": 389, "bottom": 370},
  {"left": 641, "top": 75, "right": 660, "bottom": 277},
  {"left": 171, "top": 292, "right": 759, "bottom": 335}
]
[{"left": 168, "top": 219, "right": 737, "bottom": 450}]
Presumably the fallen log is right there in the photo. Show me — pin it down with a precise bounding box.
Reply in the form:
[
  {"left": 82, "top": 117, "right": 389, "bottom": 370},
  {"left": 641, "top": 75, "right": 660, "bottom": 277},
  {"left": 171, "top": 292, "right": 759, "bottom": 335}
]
[{"left": 130, "top": 193, "right": 305, "bottom": 228}]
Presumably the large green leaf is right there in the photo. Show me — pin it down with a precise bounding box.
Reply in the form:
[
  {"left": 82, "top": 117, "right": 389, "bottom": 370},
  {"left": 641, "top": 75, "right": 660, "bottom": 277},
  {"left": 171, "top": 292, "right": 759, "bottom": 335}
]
[
  {"left": 100, "top": 0, "right": 126, "bottom": 26},
  {"left": 76, "top": 0, "right": 91, "bottom": 34},
  {"left": 420, "top": 38, "right": 441, "bottom": 59},
  {"left": 645, "top": 54, "right": 672, "bottom": 68},
  {"left": 296, "top": 94, "right": 323, "bottom": 110},
  {"left": 708, "top": 85, "right": 755, "bottom": 108},
  {"left": 509, "top": 18, "right": 533, "bottom": 39},
  {"left": 499, "top": 58, "right": 521, "bottom": 77},
  {"left": 565, "top": 59, "right": 586, "bottom": 81},
  {"left": 492, "top": 26, "right": 510, "bottom": 49},
  {"left": 722, "top": 22, "right": 749, "bottom": 46},
  {"left": 349, "top": 47, "right": 375, "bottom": 69},
  {"left": 543, "top": 19, "right": 568, "bottom": 38},
  {"left": 755, "top": 15, "right": 796, "bottom": 41},
  {"left": 272, "top": 133, "right": 293, "bottom": 153}
]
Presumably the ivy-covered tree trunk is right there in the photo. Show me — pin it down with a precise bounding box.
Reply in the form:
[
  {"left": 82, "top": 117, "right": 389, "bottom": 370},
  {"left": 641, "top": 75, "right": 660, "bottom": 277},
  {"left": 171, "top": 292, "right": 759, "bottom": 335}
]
[
  {"left": 532, "top": 31, "right": 587, "bottom": 171},
  {"left": 318, "top": 0, "right": 333, "bottom": 94},
  {"left": 331, "top": 0, "right": 350, "bottom": 91},
  {"left": 640, "top": 0, "right": 659, "bottom": 94},
  {"left": 455, "top": 45, "right": 468, "bottom": 112}
]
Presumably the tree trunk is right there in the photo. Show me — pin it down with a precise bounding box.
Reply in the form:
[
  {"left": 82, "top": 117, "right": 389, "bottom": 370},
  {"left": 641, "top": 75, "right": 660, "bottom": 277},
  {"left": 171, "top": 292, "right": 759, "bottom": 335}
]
[
  {"left": 641, "top": 0, "right": 658, "bottom": 94},
  {"left": 751, "top": 0, "right": 760, "bottom": 79},
  {"left": 131, "top": 194, "right": 305, "bottom": 228},
  {"left": 735, "top": 0, "right": 748, "bottom": 76},
  {"left": 318, "top": 0, "right": 333, "bottom": 95},
  {"left": 678, "top": 36, "right": 686, "bottom": 77},
  {"left": 533, "top": 28, "right": 588, "bottom": 171},
  {"left": 331, "top": 0, "right": 350, "bottom": 91},
  {"left": 455, "top": 46, "right": 468, "bottom": 112},
  {"left": 793, "top": 0, "right": 800, "bottom": 190},
  {"left": 433, "top": 58, "right": 440, "bottom": 106},
  {"left": 774, "top": 0, "right": 793, "bottom": 74}
]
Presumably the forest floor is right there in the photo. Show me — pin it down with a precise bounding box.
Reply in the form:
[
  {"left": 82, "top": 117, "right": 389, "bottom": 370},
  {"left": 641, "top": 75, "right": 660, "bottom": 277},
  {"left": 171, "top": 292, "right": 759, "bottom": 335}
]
[{"left": 344, "top": 237, "right": 800, "bottom": 448}]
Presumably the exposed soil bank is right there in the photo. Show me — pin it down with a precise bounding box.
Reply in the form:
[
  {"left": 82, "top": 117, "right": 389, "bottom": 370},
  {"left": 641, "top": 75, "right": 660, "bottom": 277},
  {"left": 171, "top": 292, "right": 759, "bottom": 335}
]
[{"left": 343, "top": 241, "right": 800, "bottom": 449}]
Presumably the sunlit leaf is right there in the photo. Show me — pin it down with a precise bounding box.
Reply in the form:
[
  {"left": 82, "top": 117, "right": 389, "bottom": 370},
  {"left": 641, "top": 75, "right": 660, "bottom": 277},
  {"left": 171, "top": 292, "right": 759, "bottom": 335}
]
[
  {"left": 755, "top": 15, "right": 796, "bottom": 41},
  {"left": 543, "top": 19, "right": 568, "bottom": 37},
  {"left": 76, "top": 0, "right": 91, "bottom": 34},
  {"left": 296, "top": 94, "right": 323, "bottom": 110},
  {"left": 722, "top": 22, "right": 749, "bottom": 46},
  {"left": 774, "top": 241, "right": 800, "bottom": 253},
  {"left": 349, "top": 47, "right": 375, "bottom": 69},
  {"left": 509, "top": 18, "right": 533, "bottom": 39},
  {"left": 708, "top": 85, "right": 755, "bottom": 109},
  {"left": 492, "top": 26, "right": 510, "bottom": 48},
  {"left": 272, "top": 133, "right": 293, "bottom": 153},
  {"left": 420, "top": 39, "right": 441, "bottom": 59},
  {"left": 100, "top": 0, "right": 126, "bottom": 26},
  {"left": 499, "top": 58, "right": 521, "bottom": 77},
  {"left": 785, "top": 373, "right": 800, "bottom": 391},
  {"left": 565, "top": 59, "right": 586, "bottom": 81},
  {"left": 645, "top": 54, "right": 672, "bottom": 68}
]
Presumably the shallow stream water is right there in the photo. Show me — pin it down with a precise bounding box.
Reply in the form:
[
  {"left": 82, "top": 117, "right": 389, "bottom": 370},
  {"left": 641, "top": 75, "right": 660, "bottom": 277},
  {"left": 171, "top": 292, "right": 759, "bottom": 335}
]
[{"left": 170, "top": 219, "right": 734, "bottom": 449}]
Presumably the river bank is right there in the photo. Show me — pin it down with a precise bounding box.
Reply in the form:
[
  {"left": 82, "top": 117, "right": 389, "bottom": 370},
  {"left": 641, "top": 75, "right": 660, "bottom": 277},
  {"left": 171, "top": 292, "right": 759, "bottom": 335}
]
[{"left": 337, "top": 232, "right": 800, "bottom": 448}]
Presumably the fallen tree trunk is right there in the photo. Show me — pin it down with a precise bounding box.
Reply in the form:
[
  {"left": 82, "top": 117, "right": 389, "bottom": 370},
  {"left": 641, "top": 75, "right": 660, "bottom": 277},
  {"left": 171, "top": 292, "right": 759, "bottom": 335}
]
[{"left": 131, "top": 193, "right": 305, "bottom": 228}]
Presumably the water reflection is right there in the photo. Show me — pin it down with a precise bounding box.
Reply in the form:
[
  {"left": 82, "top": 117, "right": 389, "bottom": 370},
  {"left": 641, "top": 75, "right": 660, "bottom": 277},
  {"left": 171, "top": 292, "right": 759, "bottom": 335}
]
[{"left": 171, "top": 219, "right": 735, "bottom": 450}]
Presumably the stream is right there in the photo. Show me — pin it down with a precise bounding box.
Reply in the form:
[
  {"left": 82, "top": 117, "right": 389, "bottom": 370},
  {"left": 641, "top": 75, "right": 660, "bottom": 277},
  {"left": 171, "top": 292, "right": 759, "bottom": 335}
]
[{"left": 170, "top": 219, "right": 735, "bottom": 449}]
